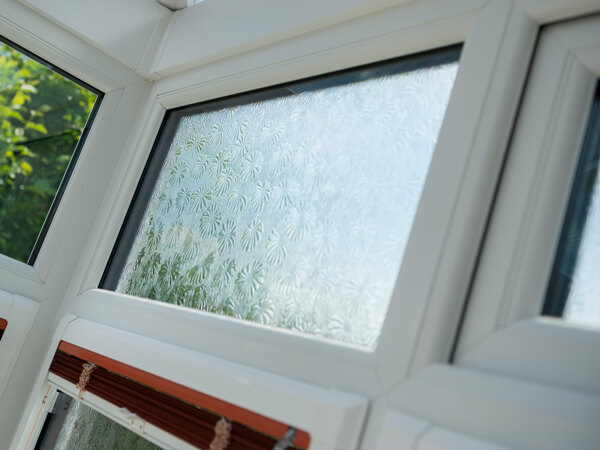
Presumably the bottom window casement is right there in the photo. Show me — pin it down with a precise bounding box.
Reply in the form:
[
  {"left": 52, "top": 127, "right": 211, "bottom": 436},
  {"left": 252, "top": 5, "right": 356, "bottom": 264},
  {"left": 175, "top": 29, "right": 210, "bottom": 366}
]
[
  {"left": 43, "top": 342, "right": 310, "bottom": 450},
  {"left": 35, "top": 391, "right": 162, "bottom": 449}
]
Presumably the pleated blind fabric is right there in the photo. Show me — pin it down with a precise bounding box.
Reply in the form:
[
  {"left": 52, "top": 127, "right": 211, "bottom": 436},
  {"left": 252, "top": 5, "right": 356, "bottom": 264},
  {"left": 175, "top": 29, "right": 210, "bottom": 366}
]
[{"left": 49, "top": 342, "right": 309, "bottom": 449}]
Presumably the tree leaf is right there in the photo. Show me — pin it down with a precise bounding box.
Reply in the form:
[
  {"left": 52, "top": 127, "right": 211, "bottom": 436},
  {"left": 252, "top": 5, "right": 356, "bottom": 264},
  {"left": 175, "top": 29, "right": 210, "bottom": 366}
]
[
  {"left": 20, "top": 161, "right": 32, "bottom": 174},
  {"left": 12, "top": 91, "right": 25, "bottom": 106},
  {"left": 25, "top": 122, "right": 48, "bottom": 134}
]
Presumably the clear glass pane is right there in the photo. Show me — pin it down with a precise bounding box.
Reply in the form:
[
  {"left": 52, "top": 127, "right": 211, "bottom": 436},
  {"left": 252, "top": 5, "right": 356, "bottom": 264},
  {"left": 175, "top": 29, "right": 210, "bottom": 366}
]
[
  {"left": 545, "top": 83, "right": 600, "bottom": 328},
  {"left": 111, "top": 50, "right": 459, "bottom": 348},
  {"left": 0, "top": 40, "right": 99, "bottom": 263},
  {"left": 50, "top": 394, "right": 162, "bottom": 449},
  {"left": 564, "top": 182, "right": 600, "bottom": 327}
]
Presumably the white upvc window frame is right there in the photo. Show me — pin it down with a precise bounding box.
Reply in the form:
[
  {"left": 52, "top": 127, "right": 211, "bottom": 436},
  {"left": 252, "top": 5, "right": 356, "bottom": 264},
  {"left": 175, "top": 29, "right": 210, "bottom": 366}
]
[
  {"left": 374, "top": 13, "right": 600, "bottom": 450},
  {"left": 9, "top": 0, "right": 560, "bottom": 446},
  {"left": 3, "top": 0, "right": 600, "bottom": 449},
  {"left": 63, "top": 0, "right": 535, "bottom": 398},
  {"left": 10, "top": 0, "right": 530, "bottom": 446},
  {"left": 0, "top": 0, "right": 145, "bottom": 286},
  {"left": 0, "top": 0, "right": 151, "bottom": 443},
  {"left": 454, "top": 14, "right": 600, "bottom": 394}
]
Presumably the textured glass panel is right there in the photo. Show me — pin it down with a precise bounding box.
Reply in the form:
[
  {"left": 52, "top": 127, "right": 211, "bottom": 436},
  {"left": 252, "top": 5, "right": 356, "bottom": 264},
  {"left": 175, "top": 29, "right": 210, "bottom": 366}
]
[
  {"left": 545, "top": 84, "right": 600, "bottom": 328},
  {"left": 0, "top": 40, "right": 99, "bottom": 263},
  {"left": 112, "top": 52, "right": 459, "bottom": 348},
  {"left": 53, "top": 395, "right": 162, "bottom": 449}
]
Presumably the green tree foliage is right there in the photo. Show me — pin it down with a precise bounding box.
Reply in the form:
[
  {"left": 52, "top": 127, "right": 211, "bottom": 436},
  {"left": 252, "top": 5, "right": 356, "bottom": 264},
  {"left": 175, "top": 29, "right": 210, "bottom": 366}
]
[{"left": 0, "top": 43, "right": 97, "bottom": 263}]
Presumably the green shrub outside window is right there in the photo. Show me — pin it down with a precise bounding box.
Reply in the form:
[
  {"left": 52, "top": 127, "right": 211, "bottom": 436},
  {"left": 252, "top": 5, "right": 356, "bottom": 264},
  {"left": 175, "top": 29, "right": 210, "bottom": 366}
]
[{"left": 0, "top": 39, "right": 100, "bottom": 264}]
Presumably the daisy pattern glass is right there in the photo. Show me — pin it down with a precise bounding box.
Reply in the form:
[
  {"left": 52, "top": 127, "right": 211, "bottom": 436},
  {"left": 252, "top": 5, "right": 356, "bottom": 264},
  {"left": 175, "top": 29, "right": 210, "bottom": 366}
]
[{"left": 102, "top": 47, "right": 460, "bottom": 348}]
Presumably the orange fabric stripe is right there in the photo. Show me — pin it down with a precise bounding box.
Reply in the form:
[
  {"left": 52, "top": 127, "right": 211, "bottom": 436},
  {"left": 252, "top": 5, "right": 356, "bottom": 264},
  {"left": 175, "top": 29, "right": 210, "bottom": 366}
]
[{"left": 57, "top": 341, "right": 310, "bottom": 448}]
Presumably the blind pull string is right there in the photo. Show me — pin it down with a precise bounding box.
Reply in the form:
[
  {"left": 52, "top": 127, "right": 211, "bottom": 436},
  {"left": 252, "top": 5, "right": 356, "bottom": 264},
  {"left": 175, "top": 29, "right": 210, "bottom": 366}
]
[
  {"left": 74, "top": 362, "right": 96, "bottom": 399},
  {"left": 209, "top": 417, "right": 232, "bottom": 450},
  {"left": 273, "top": 427, "right": 296, "bottom": 450}
]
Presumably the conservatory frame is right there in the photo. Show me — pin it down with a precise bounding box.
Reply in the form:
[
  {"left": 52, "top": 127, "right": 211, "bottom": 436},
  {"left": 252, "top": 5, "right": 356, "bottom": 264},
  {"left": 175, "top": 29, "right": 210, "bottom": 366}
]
[{"left": 0, "top": 0, "right": 598, "bottom": 448}]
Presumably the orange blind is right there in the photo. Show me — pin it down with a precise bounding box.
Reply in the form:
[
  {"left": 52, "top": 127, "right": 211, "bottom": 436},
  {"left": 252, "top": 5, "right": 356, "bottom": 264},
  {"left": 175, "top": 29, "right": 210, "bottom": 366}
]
[{"left": 50, "top": 341, "right": 310, "bottom": 449}]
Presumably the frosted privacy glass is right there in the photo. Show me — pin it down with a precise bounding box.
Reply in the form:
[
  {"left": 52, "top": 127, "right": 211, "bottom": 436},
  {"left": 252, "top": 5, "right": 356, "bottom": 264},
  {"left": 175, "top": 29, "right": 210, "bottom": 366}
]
[{"left": 112, "top": 53, "right": 459, "bottom": 347}]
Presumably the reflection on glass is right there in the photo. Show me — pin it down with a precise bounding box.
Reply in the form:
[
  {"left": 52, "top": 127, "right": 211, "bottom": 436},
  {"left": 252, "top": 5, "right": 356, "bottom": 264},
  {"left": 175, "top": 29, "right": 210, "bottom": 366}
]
[
  {"left": 0, "top": 41, "right": 99, "bottom": 263},
  {"left": 112, "top": 50, "right": 459, "bottom": 348},
  {"left": 564, "top": 182, "right": 600, "bottom": 327},
  {"left": 545, "top": 83, "right": 600, "bottom": 328},
  {"left": 53, "top": 395, "right": 162, "bottom": 450}
]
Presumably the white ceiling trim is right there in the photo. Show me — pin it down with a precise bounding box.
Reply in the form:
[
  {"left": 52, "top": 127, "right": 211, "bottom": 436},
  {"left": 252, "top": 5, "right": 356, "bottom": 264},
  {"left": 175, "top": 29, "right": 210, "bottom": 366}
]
[
  {"left": 17, "top": 0, "right": 421, "bottom": 79},
  {"left": 17, "top": 0, "right": 172, "bottom": 77}
]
